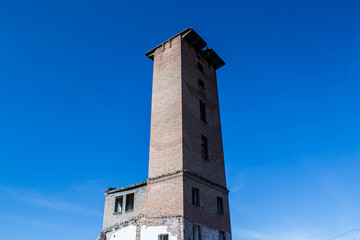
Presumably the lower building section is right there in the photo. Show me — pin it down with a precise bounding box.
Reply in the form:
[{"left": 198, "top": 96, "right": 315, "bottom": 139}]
[
  {"left": 99, "top": 216, "right": 183, "bottom": 240},
  {"left": 98, "top": 217, "right": 231, "bottom": 240},
  {"left": 100, "top": 172, "right": 231, "bottom": 240}
]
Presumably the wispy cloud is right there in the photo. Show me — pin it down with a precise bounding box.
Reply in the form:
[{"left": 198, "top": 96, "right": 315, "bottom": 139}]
[
  {"left": 230, "top": 184, "right": 243, "bottom": 193},
  {"left": 1, "top": 213, "right": 59, "bottom": 229},
  {"left": 20, "top": 194, "right": 103, "bottom": 216},
  {"left": 0, "top": 185, "right": 102, "bottom": 217},
  {"left": 329, "top": 229, "right": 360, "bottom": 240},
  {"left": 233, "top": 227, "right": 273, "bottom": 240},
  {"left": 233, "top": 227, "right": 325, "bottom": 240},
  {"left": 71, "top": 179, "right": 104, "bottom": 191}
]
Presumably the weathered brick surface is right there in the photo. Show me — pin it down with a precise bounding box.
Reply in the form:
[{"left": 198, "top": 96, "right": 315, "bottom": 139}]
[
  {"left": 100, "top": 29, "right": 232, "bottom": 240},
  {"left": 145, "top": 174, "right": 184, "bottom": 218},
  {"left": 148, "top": 36, "right": 183, "bottom": 179},
  {"left": 181, "top": 39, "right": 227, "bottom": 188},
  {"left": 184, "top": 218, "right": 231, "bottom": 240},
  {"left": 183, "top": 174, "right": 231, "bottom": 233},
  {"left": 102, "top": 185, "right": 146, "bottom": 231}
]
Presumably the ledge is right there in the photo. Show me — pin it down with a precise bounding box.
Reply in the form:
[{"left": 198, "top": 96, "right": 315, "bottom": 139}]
[{"left": 147, "top": 169, "right": 229, "bottom": 193}]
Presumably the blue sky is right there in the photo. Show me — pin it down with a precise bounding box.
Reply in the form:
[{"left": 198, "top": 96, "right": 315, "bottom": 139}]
[{"left": 0, "top": 0, "right": 359, "bottom": 239}]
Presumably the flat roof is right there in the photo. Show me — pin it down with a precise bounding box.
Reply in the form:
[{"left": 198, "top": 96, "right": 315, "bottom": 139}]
[
  {"left": 105, "top": 181, "right": 147, "bottom": 194},
  {"left": 145, "top": 28, "right": 225, "bottom": 70}
]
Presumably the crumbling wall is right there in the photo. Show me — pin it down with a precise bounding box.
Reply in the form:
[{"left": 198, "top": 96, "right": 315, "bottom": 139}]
[
  {"left": 107, "top": 225, "right": 137, "bottom": 240},
  {"left": 141, "top": 217, "right": 183, "bottom": 240},
  {"left": 99, "top": 216, "right": 232, "bottom": 240},
  {"left": 103, "top": 185, "right": 146, "bottom": 231},
  {"left": 101, "top": 216, "right": 184, "bottom": 240}
]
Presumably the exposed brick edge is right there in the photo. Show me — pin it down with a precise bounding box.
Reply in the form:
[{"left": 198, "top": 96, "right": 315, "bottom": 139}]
[
  {"left": 148, "top": 169, "right": 229, "bottom": 193},
  {"left": 105, "top": 169, "right": 229, "bottom": 195},
  {"left": 184, "top": 171, "right": 229, "bottom": 193},
  {"left": 104, "top": 214, "right": 145, "bottom": 233},
  {"left": 147, "top": 170, "right": 185, "bottom": 182},
  {"left": 106, "top": 181, "right": 147, "bottom": 194},
  {"left": 104, "top": 214, "right": 184, "bottom": 233}
]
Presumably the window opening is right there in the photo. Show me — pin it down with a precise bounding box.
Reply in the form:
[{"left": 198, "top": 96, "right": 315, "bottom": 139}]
[
  {"left": 125, "top": 193, "right": 134, "bottom": 211},
  {"left": 201, "top": 135, "right": 209, "bottom": 160},
  {"left": 200, "top": 100, "right": 206, "bottom": 123},
  {"left": 219, "top": 231, "right": 225, "bottom": 240},
  {"left": 193, "top": 225, "right": 201, "bottom": 240},
  {"left": 192, "top": 187, "right": 200, "bottom": 207},
  {"left": 114, "top": 196, "right": 123, "bottom": 213},
  {"left": 217, "top": 197, "right": 224, "bottom": 214},
  {"left": 159, "top": 234, "right": 169, "bottom": 240},
  {"left": 198, "top": 79, "right": 205, "bottom": 89},
  {"left": 197, "top": 62, "right": 204, "bottom": 72}
]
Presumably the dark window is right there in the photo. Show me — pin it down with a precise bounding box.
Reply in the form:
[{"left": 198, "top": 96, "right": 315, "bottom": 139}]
[
  {"left": 201, "top": 135, "right": 208, "bottom": 160},
  {"left": 219, "top": 231, "right": 225, "bottom": 240},
  {"left": 198, "top": 79, "right": 205, "bottom": 89},
  {"left": 197, "top": 62, "right": 204, "bottom": 72},
  {"left": 158, "top": 234, "right": 169, "bottom": 240},
  {"left": 217, "top": 197, "right": 224, "bottom": 214},
  {"left": 193, "top": 225, "right": 201, "bottom": 240},
  {"left": 125, "top": 193, "right": 134, "bottom": 211},
  {"left": 192, "top": 187, "right": 200, "bottom": 207},
  {"left": 114, "top": 196, "right": 123, "bottom": 213},
  {"left": 200, "top": 100, "right": 206, "bottom": 122}
]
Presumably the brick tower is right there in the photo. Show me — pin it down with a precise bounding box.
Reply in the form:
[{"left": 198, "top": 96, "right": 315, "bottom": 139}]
[{"left": 99, "top": 28, "right": 231, "bottom": 240}]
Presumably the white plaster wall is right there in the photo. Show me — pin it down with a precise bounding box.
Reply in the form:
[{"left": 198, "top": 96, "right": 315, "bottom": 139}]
[
  {"left": 140, "top": 226, "right": 177, "bottom": 240},
  {"left": 108, "top": 225, "right": 137, "bottom": 240}
]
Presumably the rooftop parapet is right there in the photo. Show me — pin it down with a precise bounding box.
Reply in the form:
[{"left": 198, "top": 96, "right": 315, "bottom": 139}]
[{"left": 145, "top": 28, "right": 225, "bottom": 70}]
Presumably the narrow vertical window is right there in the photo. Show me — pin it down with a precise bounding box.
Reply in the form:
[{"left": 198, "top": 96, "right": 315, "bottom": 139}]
[
  {"left": 197, "top": 62, "right": 204, "bottom": 72},
  {"left": 201, "top": 135, "right": 208, "bottom": 160},
  {"left": 198, "top": 79, "right": 205, "bottom": 89},
  {"left": 200, "top": 100, "right": 206, "bottom": 122},
  {"left": 158, "top": 234, "right": 169, "bottom": 240},
  {"left": 193, "top": 225, "right": 201, "bottom": 240},
  {"left": 219, "top": 231, "right": 225, "bottom": 240},
  {"left": 192, "top": 187, "right": 200, "bottom": 207},
  {"left": 114, "top": 196, "right": 123, "bottom": 213},
  {"left": 125, "top": 193, "right": 134, "bottom": 211},
  {"left": 217, "top": 197, "right": 224, "bottom": 214}
]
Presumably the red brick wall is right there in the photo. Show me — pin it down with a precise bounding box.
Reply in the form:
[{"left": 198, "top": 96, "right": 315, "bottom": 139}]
[
  {"left": 181, "top": 40, "right": 227, "bottom": 188},
  {"left": 148, "top": 34, "right": 227, "bottom": 186},
  {"left": 183, "top": 174, "right": 231, "bottom": 232},
  {"left": 145, "top": 174, "right": 184, "bottom": 218},
  {"left": 148, "top": 35, "right": 183, "bottom": 179},
  {"left": 145, "top": 31, "right": 231, "bottom": 236}
]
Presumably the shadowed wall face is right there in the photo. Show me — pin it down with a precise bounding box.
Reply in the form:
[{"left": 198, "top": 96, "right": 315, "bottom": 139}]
[{"left": 181, "top": 39, "right": 227, "bottom": 188}]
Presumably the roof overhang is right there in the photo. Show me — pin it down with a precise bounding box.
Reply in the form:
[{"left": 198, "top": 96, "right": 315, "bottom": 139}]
[{"left": 145, "top": 28, "right": 225, "bottom": 70}]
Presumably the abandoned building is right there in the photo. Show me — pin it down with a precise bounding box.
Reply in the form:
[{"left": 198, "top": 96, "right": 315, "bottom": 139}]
[{"left": 97, "top": 28, "right": 231, "bottom": 240}]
